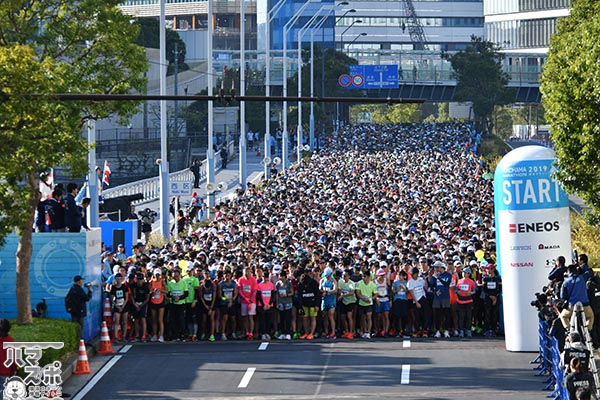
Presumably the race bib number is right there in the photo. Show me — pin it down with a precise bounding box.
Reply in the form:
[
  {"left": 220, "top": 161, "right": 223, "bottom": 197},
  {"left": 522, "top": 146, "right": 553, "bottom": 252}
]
[
  {"left": 116, "top": 298, "right": 124, "bottom": 307},
  {"left": 487, "top": 282, "right": 496, "bottom": 290},
  {"left": 203, "top": 293, "right": 213, "bottom": 301},
  {"left": 243, "top": 284, "right": 251, "bottom": 293},
  {"left": 378, "top": 287, "right": 387, "bottom": 297},
  {"left": 152, "top": 290, "right": 160, "bottom": 299},
  {"left": 459, "top": 284, "right": 470, "bottom": 292},
  {"left": 224, "top": 290, "right": 233, "bottom": 299},
  {"left": 262, "top": 290, "right": 271, "bottom": 298},
  {"left": 413, "top": 286, "right": 425, "bottom": 298},
  {"left": 172, "top": 290, "right": 182, "bottom": 297},
  {"left": 278, "top": 289, "right": 287, "bottom": 297}
]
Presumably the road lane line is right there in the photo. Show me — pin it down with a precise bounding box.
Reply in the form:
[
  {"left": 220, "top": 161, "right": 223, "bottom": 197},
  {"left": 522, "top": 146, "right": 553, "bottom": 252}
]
[
  {"left": 119, "top": 345, "right": 132, "bottom": 353},
  {"left": 314, "top": 343, "right": 334, "bottom": 398},
  {"left": 403, "top": 340, "right": 411, "bottom": 348},
  {"left": 72, "top": 355, "right": 123, "bottom": 400},
  {"left": 258, "top": 342, "right": 269, "bottom": 351},
  {"left": 401, "top": 364, "right": 411, "bottom": 384},
  {"left": 238, "top": 367, "right": 256, "bottom": 388}
]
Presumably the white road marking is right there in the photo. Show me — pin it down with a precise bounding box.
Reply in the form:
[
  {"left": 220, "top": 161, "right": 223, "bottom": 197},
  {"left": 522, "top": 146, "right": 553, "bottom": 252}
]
[
  {"left": 401, "top": 364, "right": 411, "bottom": 384},
  {"left": 258, "top": 342, "right": 269, "bottom": 351},
  {"left": 119, "top": 345, "right": 132, "bottom": 353},
  {"left": 72, "top": 355, "right": 123, "bottom": 400},
  {"left": 314, "top": 343, "right": 334, "bottom": 397},
  {"left": 238, "top": 367, "right": 256, "bottom": 388},
  {"left": 403, "top": 340, "right": 411, "bottom": 348}
]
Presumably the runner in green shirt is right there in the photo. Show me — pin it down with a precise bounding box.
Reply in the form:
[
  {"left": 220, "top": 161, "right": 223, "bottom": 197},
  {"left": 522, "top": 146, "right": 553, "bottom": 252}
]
[
  {"left": 338, "top": 270, "right": 357, "bottom": 339},
  {"left": 355, "top": 272, "right": 377, "bottom": 339}
]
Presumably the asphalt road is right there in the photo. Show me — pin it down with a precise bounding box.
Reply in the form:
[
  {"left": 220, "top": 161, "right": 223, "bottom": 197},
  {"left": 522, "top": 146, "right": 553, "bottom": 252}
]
[{"left": 64, "top": 337, "right": 549, "bottom": 400}]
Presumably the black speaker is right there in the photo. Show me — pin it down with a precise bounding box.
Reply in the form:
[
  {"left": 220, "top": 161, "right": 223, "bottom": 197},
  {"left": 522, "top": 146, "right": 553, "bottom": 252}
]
[{"left": 112, "top": 229, "right": 125, "bottom": 252}]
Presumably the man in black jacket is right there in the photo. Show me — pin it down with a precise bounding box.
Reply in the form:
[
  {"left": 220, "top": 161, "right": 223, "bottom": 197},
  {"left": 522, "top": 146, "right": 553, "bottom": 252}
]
[
  {"left": 64, "top": 183, "right": 82, "bottom": 232},
  {"left": 68, "top": 275, "right": 93, "bottom": 339},
  {"left": 298, "top": 268, "right": 321, "bottom": 339}
]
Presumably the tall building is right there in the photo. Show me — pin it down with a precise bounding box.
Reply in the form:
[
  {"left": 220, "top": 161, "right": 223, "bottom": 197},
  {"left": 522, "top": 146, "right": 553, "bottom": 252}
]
[
  {"left": 483, "top": 0, "right": 570, "bottom": 84},
  {"left": 484, "top": 0, "right": 570, "bottom": 54},
  {"left": 336, "top": 0, "right": 484, "bottom": 63}
]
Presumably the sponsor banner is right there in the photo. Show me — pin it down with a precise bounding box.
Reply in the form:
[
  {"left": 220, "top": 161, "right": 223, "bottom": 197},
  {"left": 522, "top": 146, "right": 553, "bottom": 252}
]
[{"left": 494, "top": 146, "right": 571, "bottom": 352}]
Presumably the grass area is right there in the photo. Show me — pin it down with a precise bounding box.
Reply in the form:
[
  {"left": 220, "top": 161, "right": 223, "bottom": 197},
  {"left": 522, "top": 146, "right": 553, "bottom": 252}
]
[
  {"left": 11, "top": 318, "right": 80, "bottom": 366},
  {"left": 571, "top": 211, "right": 600, "bottom": 270}
]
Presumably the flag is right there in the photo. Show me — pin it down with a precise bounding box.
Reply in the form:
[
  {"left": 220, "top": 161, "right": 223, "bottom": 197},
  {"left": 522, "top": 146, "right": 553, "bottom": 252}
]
[{"left": 103, "top": 160, "right": 111, "bottom": 186}]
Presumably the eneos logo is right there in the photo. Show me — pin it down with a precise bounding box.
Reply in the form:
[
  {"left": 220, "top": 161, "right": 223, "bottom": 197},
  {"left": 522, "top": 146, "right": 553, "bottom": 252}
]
[{"left": 508, "top": 221, "right": 560, "bottom": 234}]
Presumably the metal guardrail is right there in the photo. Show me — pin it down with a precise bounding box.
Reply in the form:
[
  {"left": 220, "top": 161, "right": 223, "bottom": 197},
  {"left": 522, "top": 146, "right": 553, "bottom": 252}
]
[{"left": 103, "top": 141, "right": 235, "bottom": 205}]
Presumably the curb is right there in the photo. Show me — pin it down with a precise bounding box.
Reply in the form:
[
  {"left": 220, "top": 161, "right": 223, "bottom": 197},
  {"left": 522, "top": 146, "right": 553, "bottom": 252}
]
[{"left": 61, "top": 336, "right": 100, "bottom": 383}]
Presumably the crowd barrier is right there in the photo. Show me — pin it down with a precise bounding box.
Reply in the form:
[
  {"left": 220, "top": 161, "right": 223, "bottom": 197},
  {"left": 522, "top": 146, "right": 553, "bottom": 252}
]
[{"left": 533, "top": 304, "right": 599, "bottom": 399}]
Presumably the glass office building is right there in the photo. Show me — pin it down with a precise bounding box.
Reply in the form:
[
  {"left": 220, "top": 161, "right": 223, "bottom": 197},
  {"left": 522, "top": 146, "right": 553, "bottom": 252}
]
[{"left": 484, "top": 0, "right": 570, "bottom": 53}]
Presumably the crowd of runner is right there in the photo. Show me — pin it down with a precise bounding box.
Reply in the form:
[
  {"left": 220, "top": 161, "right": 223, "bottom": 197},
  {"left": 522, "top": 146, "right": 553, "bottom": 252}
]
[{"left": 101, "top": 122, "right": 502, "bottom": 343}]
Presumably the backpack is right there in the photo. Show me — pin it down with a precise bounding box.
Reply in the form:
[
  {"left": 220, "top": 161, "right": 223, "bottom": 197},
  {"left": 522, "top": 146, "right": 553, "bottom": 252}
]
[{"left": 64, "top": 288, "right": 75, "bottom": 313}]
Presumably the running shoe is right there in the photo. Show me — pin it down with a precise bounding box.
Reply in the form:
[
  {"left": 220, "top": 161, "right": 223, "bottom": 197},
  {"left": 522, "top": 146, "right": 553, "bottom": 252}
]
[
  {"left": 285, "top": 334, "right": 292, "bottom": 340},
  {"left": 150, "top": 335, "right": 157, "bottom": 342},
  {"left": 221, "top": 334, "right": 228, "bottom": 341},
  {"left": 300, "top": 333, "right": 308, "bottom": 340},
  {"left": 158, "top": 336, "right": 164, "bottom": 343},
  {"left": 434, "top": 331, "right": 442, "bottom": 338},
  {"left": 277, "top": 334, "right": 286, "bottom": 340},
  {"left": 459, "top": 331, "right": 464, "bottom": 338},
  {"left": 412, "top": 330, "right": 421, "bottom": 338},
  {"left": 389, "top": 329, "right": 396, "bottom": 337},
  {"left": 141, "top": 336, "right": 146, "bottom": 342},
  {"left": 306, "top": 333, "right": 314, "bottom": 340},
  {"left": 328, "top": 333, "right": 336, "bottom": 339},
  {"left": 209, "top": 335, "right": 215, "bottom": 342},
  {"left": 200, "top": 333, "right": 206, "bottom": 341},
  {"left": 466, "top": 330, "right": 472, "bottom": 338},
  {"left": 293, "top": 332, "right": 301, "bottom": 340},
  {"left": 443, "top": 330, "right": 450, "bottom": 338},
  {"left": 191, "top": 335, "right": 198, "bottom": 342}
]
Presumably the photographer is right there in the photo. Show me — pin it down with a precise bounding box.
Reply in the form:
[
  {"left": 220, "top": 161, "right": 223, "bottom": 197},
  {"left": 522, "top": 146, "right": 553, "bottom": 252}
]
[
  {"left": 67, "top": 275, "right": 93, "bottom": 339},
  {"left": 548, "top": 256, "right": 567, "bottom": 292},
  {"left": 560, "top": 264, "right": 594, "bottom": 331},
  {"left": 139, "top": 208, "right": 156, "bottom": 243}
]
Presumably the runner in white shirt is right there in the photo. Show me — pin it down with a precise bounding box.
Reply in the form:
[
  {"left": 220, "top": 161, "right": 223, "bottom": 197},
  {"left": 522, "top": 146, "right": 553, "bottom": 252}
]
[{"left": 406, "top": 267, "right": 431, "bottom": 338}]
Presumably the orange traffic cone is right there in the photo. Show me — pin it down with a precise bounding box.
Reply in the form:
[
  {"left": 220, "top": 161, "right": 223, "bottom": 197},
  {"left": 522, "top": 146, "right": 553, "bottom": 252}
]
[
  {"left": 98, "top": 322, "right": 114, "bottom": 355},
  {"left": 103, "top": 297, "right": 113, "bottom": 328},
  {"left": 73, "top": 339, "right": 91, "bottom": 375}
]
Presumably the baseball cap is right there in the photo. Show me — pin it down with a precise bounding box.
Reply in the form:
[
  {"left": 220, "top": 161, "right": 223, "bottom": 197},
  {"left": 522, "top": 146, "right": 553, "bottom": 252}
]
[
  {"left": 463, "top": 267, "right": 472, "bottom": 274},
  {"left": 73, "top": 275, "right": 84, "bottom": 282},
  {"left": 150, "top": 254, "right": 158, "bottom": 260},
  {"left": 453, "top": 261, "right": 462, "bottom": 267},
  {"left": 153, "top": 268, "right": 162, "bottom": 276},
  {"left": 323, "top": 267, "right": 333, "bottom": 277},
  {"left": 376, "top": 268, "right": 386, "bottom": 276},
  {"left": 432, "top": 260, "right": 445, "bottom": 268},
  {"left": 118, "top": 244, "right": 124, "bottom": 248}
]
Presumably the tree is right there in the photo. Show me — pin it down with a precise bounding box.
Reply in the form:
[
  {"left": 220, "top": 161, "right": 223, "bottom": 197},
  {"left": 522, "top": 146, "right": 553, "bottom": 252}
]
[
  {"left": 444, "top": 35, "right": 512, "bottom": 134},
  {"left": 0, "top": 0, "right": 147, "bottom": 324},
  {"left": 541, "top": 0, "right": 600, "bottom": 210},
  {"left": 135, "top": 17, "right": 187, "bottom": 75}
]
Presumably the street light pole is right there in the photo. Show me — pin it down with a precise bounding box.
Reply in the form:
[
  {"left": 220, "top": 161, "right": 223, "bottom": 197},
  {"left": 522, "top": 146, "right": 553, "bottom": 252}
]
[
  {"left": 159, "top": 0, "right": 170, "bottom": 240},
  {"left": 340, "top": 19, "right": 362, "bottom": 53},
  {"left": 265, "top": 0, "right": 288, "bottom": 179},
  {"left": 207, "top": 0, "right": 216, "bottom": 211},
  {"left": 239, "top": 0, "right": 247, "bottom": 191},
  {"left": 348, "top": 32, "right": 367, "bottom": 49}
]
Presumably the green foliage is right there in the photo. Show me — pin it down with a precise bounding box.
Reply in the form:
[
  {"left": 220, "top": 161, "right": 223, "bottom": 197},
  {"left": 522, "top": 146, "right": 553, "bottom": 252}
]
[
  {"left": 0, "top": 0, "right": 148, "bottom": 323},
  {"left": 571, "top": 211, "right": 600, "bottom": 269},
  {"left": 444, "top": 36, "right": 512, "bottom": 134},
  {"left": 11, "top": 318, "right": 79, "bottom": 366},
  {"left": 479, "top": 133, "right": 510, "bottom": 161},
  {"left": 492, "top": 105, "right": 513, "bottom": 139},
  {"left": 540, "top": 0, "right": 600, "bottom": 211},
  {"left": 135, "top": 17, "right": 187, "bottom": 72}
]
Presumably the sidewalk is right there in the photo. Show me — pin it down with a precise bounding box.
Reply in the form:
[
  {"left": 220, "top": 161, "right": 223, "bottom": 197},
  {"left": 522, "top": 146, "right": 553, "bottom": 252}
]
[{"left": 144, "top": 148, "right": 266, "bottom": 231}]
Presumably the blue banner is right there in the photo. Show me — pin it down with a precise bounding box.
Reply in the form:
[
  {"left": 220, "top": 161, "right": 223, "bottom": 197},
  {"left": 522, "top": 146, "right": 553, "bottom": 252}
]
[{"left": 494, "top": 159, "right": 569, "bottom": 211}]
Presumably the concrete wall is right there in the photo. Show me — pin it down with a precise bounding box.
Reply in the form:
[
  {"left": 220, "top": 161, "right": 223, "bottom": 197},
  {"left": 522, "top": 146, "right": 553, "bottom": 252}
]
[{"left": 0, "top": 229, "right": 102, "bottom": 341}]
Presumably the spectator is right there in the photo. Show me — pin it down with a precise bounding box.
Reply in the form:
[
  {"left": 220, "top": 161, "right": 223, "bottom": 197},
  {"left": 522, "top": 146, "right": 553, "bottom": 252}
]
[
  {"left": 67, "top": 275, "right": 93, "bottom": 339},
  {"left": 0, "top": 319, "right": 16, "bottom": 386},
  {"left": 560, "top": 264, "right": 594, "bottom": 331}
]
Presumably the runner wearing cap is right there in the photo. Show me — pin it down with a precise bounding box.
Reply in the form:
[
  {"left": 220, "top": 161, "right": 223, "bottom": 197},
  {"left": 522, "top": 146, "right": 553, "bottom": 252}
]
[
  {"left": 276, "top": 269, "right": 294, "bottom": 340},
  {"left": 149, "top": 268, "right": 167, "bottom": 342},
  {"left": 183, "top": 264, "right": 200, "bottom": 341},
  {"left": 168, "top": 268, "right": 189, "bottom": 341},
  {"left": 374, "top": 268, "right": 391, "bottom": 337},
  {"left": 429, "top": 260, "right": 452, "bottom": 338},
  {"left": 238, "top": 266, "right": 258, "bottom": 340},
  {"left": 407, "top": 267, "right": 430, "bottom": 338},
  {"left": 110, "top": 273, "right": 129, "bottom": 343},
  {"left": 482, "top": 266, "right": 502, "bottom": 336},
  {"left": 455, "top": 267, "right": 476, "bottom": 338},
  {"left": 131, "top": 273, "right": 150, "bottom": 342},
  {"left": 319, "top": 267, "right": 338, "bottom": 339},
  {"left": 219, "top": 269, "right": 238, "bottom": 340},
  {"left": 391, "top": 269, "right": 409, "bottom": 337},
  {"left": 338, "top": 269, "right": 357, "bottom": 339}
]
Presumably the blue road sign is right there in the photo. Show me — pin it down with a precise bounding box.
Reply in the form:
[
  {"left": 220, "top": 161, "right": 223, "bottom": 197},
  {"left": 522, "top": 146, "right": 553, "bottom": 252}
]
[{"left": 346, "top": 65, "right": 398, "bottom": 89}]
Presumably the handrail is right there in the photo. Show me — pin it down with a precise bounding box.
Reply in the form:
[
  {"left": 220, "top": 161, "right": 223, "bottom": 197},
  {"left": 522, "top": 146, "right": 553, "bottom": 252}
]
[{"left": 103, "top": 141, "right": 235, "bottom": 206}]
